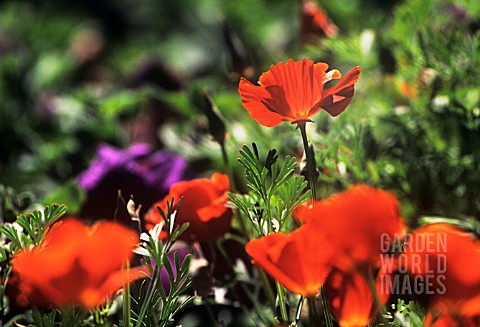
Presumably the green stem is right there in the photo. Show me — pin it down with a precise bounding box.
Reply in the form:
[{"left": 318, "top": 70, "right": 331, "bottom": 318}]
[
  {"left": 276, "top": 281, "right": 289, "bottom": 323},
  {"left": 135, "top": 265, "right": 160, "bottom": 327},
  {"left": 295, "top": 296, "right": 305, "bottom": 325},
  {"left": 61, "top": 308, "right": 74, "bottom": 327},
  {"left": 266, "top": 200, "right": 273, "bottom": 234},
  {"left": 123, "top": 261, "right": 132, "bottom": 327},
  {"left": 203, "top": 296, "right": 221, "bottom": 327},
  {"left": 320, "top": 287, "right": 334, "bottom": 327},
  {"left": 297, "top": 122, "right": 317, "bottom": 200},
  {"left": 307, "top": 297, "right": 320, "bottom": 325},
  {"left": 32, "top": 308, "right": 43, "bottom": 327},
  {"left": 367, "top": 270, "right": 389, "bottom": 325},
  {"left": 215, "top": 238, "right": 271, "bottom": 325},
  {"left": 259, "top": 269, "right": 277, "bottom": 313},
  {"left": 298, "top": 122, "right": 333, "bottom": 326}
]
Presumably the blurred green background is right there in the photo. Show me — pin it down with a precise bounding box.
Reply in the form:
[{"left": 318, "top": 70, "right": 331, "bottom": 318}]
[{"left": 1, "top": 0, "right": 480, "bottom": 225}]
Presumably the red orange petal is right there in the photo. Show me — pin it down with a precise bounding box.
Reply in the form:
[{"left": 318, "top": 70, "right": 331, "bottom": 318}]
[
  {"left": 294, "top": 184, "right": 405, "bottom": 272},
  {"left": 257, "top": 59, "right": 324, "bottom": 121},
  {"left": 325, "top": 270, "right": 388, "bottom": 327},
  {"left": 210, "top": 172, "right": 230, "bottom": 193},
  {"left": 319, "top": 66, "right": 361, "bottom": 116},
  {"left": 238, "top": 78, "right": 284, "bottom": 127},
  {"left": 246, "top": 225, "right": 331, "bottom": 296},
  {"left": 80, "top": 221, "right": 138, "bottom": 281}
]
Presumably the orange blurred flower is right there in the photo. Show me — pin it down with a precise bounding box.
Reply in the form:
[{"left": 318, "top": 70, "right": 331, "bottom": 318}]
[
  {"left": 424, "top": 311, "right": 480, "bottom": 327},
  {"left": 404, "top": 223, "right": 480, "bottom": 318},
  {"left": 398, "top": 80, "right": 418, "bottom": 99},
  {"left": 12, "top": 218, "right": 144, "bottom": 309},
  {"left": 245, "top": 224, "right": 332, "bottom": 297},
  {"left": 238, "top": 58, "right": 361, "bottom": 127},
  {"left": 300, "top": 0, "right": 338, "bottom": 44},
  {"left": 294, "top": 185, "right": 405, "bottom": 273},
  {"left": 144, "top": 173, "right": 232, "bottom": 243},
  {"left": 245, "top": 185, "right": 404, "bottom": 298},
  {"left": 324, "top": 269, "right": 389, "bottom": 327}
]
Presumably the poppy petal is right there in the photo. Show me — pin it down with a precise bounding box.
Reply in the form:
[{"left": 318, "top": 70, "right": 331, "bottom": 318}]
[
  {"left": 210, "top": 172, "right": 230, "bottom": 192},
  {"left": 319, "top": 66, "right": 361, "bottom": 116},
  {"left": 238, "top": 78, "right": 285, "bottom": 127},
  {"left": 258, "top": 59, "right": 325, "bottom": 121},
  {"left": 246, "top": 225, "right": 331, "bottom": 296},
  {"left": 80, "top": 221, "right": 138, "bottom": 281},
  {"left": 12, "top": 218, "right": 144, "bottom": 309},
  {"left": 325, "top": 270, "right": 388, "bottom": 327},
  {"left": 322, "top": 69, "right": 341, "bottom": 84},
  {"left": 146, "top": 173, "right": 232, "bottom": 243},
  {"left": 293, "top": 185, "right": 405, "bottom": 272},
  {"left": 239, "top": 59, "right": 361, "bottom": 126},
  {"left": 404, "top": 223, "right": 480, "bottom": 317},
  {"left": 86, "top": 265, "right": 148, "bottom": 308}
]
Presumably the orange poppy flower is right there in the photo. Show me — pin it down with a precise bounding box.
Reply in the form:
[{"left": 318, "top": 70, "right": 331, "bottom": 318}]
[
  {"left": 398, "top": 80, "right": 418, "bottom": 99},
  {"left": 424, "top": 310, "right": 480, "bottom": 327},
  {"left": 245, "top": 224, "right": 333, "bottom": 297},
  {"left": 294, "top": 184, "right": 405, "bottom": 272},
  {"left": 238, "top": 58, "right": 361, "bottom": 127},
  {"left": 144, "top": 173, "right": 232, "bottom": 243},
  {"left": 324, "top": 269, "right": 390, "bottom": 327},
  {"left": 404, "top": 223, "right": 480, "bottom": 318},
  {"left": 300, "top": 0, "right": 338, "bottom": 44},
  {"left": 12, "top": 218, "right": 144, "bottom": 309}
]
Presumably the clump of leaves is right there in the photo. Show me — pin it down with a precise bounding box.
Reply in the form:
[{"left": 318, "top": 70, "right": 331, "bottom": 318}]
[
  {"left": 128, "top": 197, "right": 193, "bottom": 327},
  {"left": 0, "top": 198, "right": 193, "bottom": 327},
  {"left": 0, "top": 184, "right": 34, "bottom": 223},
  {"left": 384, "top": 299, "right": 425, "bottom": 327},
  {"left": 0, "top": 203, "right": 67, "bottom": 325},
  {"left": 228, "top": 143, "right": 310, "bottom": 236}
]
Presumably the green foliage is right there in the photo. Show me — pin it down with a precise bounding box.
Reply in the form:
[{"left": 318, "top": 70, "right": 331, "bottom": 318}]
[
  {"left": 229, "top": 143, "right": 310, "bottom": 236},
  {"left": 298, "top": 0, "right": 480, "bottom": 221},
  {"left": 0, "top": 203, "right": 67, "bottom": 324},
  {"left": 389, "top": 299, "right": 426, "bottom": 327},
  {"left": 0, "top": 204, "right": 67, "bottom": 249},
  {"left": 130, "top": 197, "right": 193, "bottom": 327},
  {"left": 0, "top": 184, "right": 34, "bottom": 223},
  {"left": 99, "top": 88, "right": 155, "bottom": 120},
  {"left": 42, "top": 181, "right": 86, "bottom": 215},
  {"left": 1, "top": 0, "right": 479, "bottom": 325},
  {"left": 0, "top": 198, "right": 192, "bottom": 327}
]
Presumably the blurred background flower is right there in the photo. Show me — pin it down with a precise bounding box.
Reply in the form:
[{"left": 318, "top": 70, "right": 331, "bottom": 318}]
[
  {"left": 9, "top": 218, "right": 144, "bottom": 309},
  {"left": 77, "top": 143, "right": 186, "bottom": 223},
  {"left": 144, "top": 173, "right": 232, "bottom": 243}
]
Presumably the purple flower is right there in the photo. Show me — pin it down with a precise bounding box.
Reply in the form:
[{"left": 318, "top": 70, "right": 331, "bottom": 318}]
[{"left": 77, "top": 143, "right": 186, "bottom": 221}]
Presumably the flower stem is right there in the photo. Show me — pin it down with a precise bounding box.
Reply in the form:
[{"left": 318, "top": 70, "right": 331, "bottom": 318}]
[
  {"left": 276, "top": 281, "right": 289, "bottom": 323},
  {"left": 295, "top": 296, "right": 305, "bottom": 325},
  {"left": 122, "top": 260, "right": 132, "bottom": 327},
  {"left": 367, "top": 269, "right": 389, "bottom": 325},
  {"left": 297, "top": 122, "right": 317, "bottom": 200},
  {"left": 135, "top": 265, "right": 160, "bottom": 327},
  {"left": 320, "top": 287, "right": 334, "bottom": 327},
  {"left": 259, "top": 269, "right": 277, "bottom": 312},
  {"left": 307, "top": 297, "right": 320, "bottom": 325},
  {"left": 298, "top": 122, "right": 333, "bottom": 326},
  {"left": 216, "top": 238, "right": 272, "bottom": 325}
]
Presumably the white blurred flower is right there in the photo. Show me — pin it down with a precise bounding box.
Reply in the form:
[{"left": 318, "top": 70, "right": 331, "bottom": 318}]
[
  {"left": 169, "top": 210, "right": 176, "bottom": 235},
  {"left": 135, "top": 221, "right": 165, "bottom": 256}
]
